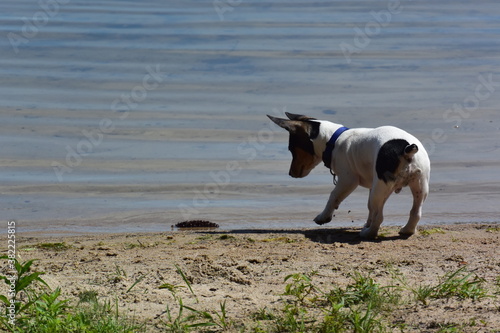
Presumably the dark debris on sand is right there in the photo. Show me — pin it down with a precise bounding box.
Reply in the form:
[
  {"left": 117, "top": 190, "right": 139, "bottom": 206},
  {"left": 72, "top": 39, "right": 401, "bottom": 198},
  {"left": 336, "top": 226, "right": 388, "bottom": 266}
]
[{"left": 175, "top": 220, "right": 220, "bottom": 229}]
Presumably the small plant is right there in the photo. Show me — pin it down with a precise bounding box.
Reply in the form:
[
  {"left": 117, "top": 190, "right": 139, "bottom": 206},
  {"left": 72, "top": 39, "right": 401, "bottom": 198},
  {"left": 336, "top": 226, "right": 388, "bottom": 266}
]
[
  {"left": 283, "top": 272, "right": 318, "bottom": 304},
  {"left": 218, "top": 234, "right": 235, "bottom": 240},
  {"left": 316, "top": 301, "right": 348, "bottom": 333},
  {"left": 433, "top": 267, "right": 488, "bottom": 300},
  {"left": 404, "top": 267, "right": 489, "bottom": 305},
  {"left": 413, "top": 285, "right": 436, "bottom": 305},
  {"left": 252, "top": 307, "right": 277, "bottom": 321},
  {"left": 160, "top": 266, "right": 234, "bottom": 332},
  {"left": 261, "top": 237, "right": 296, "bottom": 243},
  {"left": 0, "top": 257, "right": 49, "bottom": 330},
  {"left": 72, "top": 296, "right": 144, "bottom": 332},
  {"left": 328, "top": 272, "right": 399, "bottom": 311},
  {"left": 197, "top": 300, "right": 233, "bottom": 331},
  {"left": 195, "top": 234, "right": 213, "bottom": 241},
  {"left": 274, "top": 303, "right": 310, "bottom": 332},
  {"left": 108, "top": 264, "right": 127, "bottom": 284},
  {"left": 347, "top": 304, "right": 385, "bottom": 333},
  {"left": 126, "top": 274, "right": 145, "bottom": 293},
  {"left": 0, "top": 257, "right": 143, "bottom": 332},
  {"left": 433, "top": 322, "right": 462, "bottom": 333},
  {"left": 324, "top": 273, "right": 394, "bottom": 332},
  {"left": 163, "top": 297, "right": 216, "bottom": 333},
  {"left": 266, "top": 271, "right": 393, "bottom": 332},
  {"left": 23, "top": 287, "right": 72, "bottom": 332},
  {"left": 159, "top": 282, "right": 185, "bottom": 294},
  {"left": 77, "top": 289, "right": 99, "bottom": 303},
  {"left": 35, "top": 242, "right": 71, "bottom": 251},
  {"left": 420, "top": 228, "right": 446, "bottom": 236},
  {"left": 35, "top": 288, "right": 69, "bottom": 319},
  {"left": 486, "top": 226, "right": 500, "bottom": 233},
  {"left": 124, "top": 239, "right": 149, "bottom": 249}
]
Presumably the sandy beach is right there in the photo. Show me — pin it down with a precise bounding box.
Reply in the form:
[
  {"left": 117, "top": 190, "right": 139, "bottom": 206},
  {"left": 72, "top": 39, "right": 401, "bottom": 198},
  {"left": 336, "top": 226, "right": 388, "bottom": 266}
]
[{"left": 5, "top": 223, "right": 498, "bottom": 332}]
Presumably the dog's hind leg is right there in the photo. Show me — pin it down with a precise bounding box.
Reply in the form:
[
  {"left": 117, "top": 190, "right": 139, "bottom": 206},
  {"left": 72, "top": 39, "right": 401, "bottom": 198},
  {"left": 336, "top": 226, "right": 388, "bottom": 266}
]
[
  {"left": 399, "top": 175, "right": 429, "bottom": 237},
  {"left": 361, "top": 180, "right": 393, "bottom": 239},
  {"left": 314, "top": 176, "right": 358, "bottom": 225}
]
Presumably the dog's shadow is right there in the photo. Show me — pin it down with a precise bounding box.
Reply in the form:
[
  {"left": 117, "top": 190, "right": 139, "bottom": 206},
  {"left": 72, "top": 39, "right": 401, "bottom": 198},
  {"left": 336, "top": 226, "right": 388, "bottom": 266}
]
[{"left": 202, "top": 228, "right": 405, "bottom": 245}]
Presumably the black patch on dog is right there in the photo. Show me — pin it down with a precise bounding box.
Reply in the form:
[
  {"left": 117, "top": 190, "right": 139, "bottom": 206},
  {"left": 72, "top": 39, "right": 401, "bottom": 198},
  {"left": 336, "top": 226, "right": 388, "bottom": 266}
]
[
  {"left": 308, "top": 121, "right": 320, "bottom": 140},
  {"left": 289, "top": 131, "right": 314, "bottom": 155},
  {"left": 288, "top": 121, "right": 320, "bottom": 155},
  {"left": 376, "top": 139, "right": 409, "bottom": 183}
]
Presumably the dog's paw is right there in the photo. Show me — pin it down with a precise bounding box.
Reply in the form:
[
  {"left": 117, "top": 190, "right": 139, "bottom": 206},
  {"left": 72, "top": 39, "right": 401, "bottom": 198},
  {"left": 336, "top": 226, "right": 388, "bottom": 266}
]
[
  {"left": 314, "top": 214, "right": 332, "bottom": 225},
  {"left": 398, "top": 227, "right": 416, "bottom": 238},
  {"left": 360, "top": 227, "right": 378, "bottom": 240}
]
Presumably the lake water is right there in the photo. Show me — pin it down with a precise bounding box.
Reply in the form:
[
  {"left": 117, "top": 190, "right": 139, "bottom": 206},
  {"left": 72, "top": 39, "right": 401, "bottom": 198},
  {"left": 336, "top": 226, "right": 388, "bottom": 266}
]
[{"left": 1, "top": 0, "right": 499, "bottom": 235}]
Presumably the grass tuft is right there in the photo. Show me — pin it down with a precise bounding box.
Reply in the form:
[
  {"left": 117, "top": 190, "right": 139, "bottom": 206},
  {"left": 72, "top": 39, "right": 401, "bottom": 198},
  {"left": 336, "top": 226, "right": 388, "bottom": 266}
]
[
  {"left": 0, "top": 257, "right": 143, "bottom": 332},
  {"left": 35, "top": 242, "right": 71, "bottom": 251},
  {"left": 395, "top": 266, "right": 489, "bottom": 305},
  {"left": 261, "top": 237, "right": 297, "bottom": 243},
  {"left": 420, "top": 228, "right": 446, "bottom": 236},
  {"left": 78, "top": 290, "right": 99, "bottom": 303},
  {"left": 160, "top": 266, "right": 234, "bottom": 332},
  {"left": 218, "top": 234, "right": 235, "bottom": 240},
  {"left": 486, "top": 226, "right": 500, "bottom": 233}
]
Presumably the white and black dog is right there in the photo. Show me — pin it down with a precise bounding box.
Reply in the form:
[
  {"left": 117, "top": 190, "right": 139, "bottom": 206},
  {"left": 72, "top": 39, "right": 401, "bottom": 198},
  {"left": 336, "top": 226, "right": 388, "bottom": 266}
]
[{"left": 268, "top": 112, "right": 430, "bottom": 239}]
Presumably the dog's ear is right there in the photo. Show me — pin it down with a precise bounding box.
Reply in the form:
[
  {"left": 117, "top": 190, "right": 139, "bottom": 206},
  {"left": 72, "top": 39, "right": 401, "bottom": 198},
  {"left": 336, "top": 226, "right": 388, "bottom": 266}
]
[
  {"left": 285, "top": 112, "right": 317, "bottom": 121},
  {"left": 267, "top": 115, "right": 300, "bottom": 133},
  {"left": 267, "top": 115, "right": 320, "bottom": 139}
]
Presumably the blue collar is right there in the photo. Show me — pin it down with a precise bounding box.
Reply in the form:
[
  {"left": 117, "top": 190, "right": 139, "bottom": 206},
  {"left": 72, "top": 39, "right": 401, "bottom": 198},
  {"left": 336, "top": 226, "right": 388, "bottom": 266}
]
[{"left": 322, "top": 126, "right": 349, "bottom": 168}]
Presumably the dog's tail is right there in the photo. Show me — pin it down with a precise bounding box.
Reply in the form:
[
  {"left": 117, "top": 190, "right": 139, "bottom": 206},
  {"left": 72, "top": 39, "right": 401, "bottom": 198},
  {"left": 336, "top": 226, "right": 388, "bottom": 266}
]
[{"left": 404, "top": 143, "right": 418, "bottom": 162}]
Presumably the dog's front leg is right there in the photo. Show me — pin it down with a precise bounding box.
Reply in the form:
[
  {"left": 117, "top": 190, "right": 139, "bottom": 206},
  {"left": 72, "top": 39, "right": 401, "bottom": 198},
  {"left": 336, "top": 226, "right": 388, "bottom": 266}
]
[{"left": 314, "top": 177, "right": 358, "bottom": 225}]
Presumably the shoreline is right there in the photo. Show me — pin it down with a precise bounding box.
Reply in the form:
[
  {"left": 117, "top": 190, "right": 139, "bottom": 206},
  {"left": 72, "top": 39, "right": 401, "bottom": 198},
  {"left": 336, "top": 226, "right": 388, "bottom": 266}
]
[{"left": 13, "top": 220, "right": 500, "bottom": 239}]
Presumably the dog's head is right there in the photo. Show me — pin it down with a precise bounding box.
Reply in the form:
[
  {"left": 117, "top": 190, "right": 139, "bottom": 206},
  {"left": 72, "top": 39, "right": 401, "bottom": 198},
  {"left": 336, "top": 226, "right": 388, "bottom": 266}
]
[{"left": 268, "top": 112, "right": 322, "bottom": 178}]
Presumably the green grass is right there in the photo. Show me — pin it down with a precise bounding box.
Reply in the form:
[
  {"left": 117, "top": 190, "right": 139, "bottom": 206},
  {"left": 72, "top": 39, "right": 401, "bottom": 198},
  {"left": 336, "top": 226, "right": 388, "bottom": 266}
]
[
  {"left": 0, "top": 256, "right": 143, "bottom": 333},
  {"left": 406, "top": 267, "right": 489, "bottom": 305},
  {"left": 218, "top": 234, "right": 235, "bottom": 241},
  {"left": 267, "top": 271, "right": 393, "bottom": 333},
  {"left": 35, "top": 242, "right": 72, "bottom": 251},
  {"left": 123, "top": 240, "right": 147, "bottom": 249},
  {"left": 261, "top": 237, "right": 297, "bottom": 243},
  {"left": 420, "top": 228, "right": 446, "bottom": 236},
  {"left": 160, "top": 265, "right": 233, "bottom": 332},
  {"left": 486, "top": 226, "right": 500, "bottom": 233},
  {"left": 77, "top": 290, "right": 99, "bottom": 303}
]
